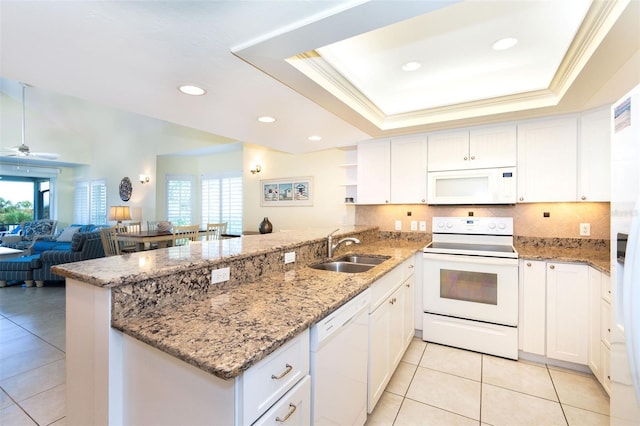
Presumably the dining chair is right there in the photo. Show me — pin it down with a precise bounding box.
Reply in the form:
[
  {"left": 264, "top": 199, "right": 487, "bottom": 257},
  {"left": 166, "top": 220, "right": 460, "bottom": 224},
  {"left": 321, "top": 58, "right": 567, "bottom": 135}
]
[
  {"left": 205, "top": 223, "right": 227, "bottom": 240},
  {"left": 119, "top": 221, "right": 142, "bottom": 253},
  {"left": 173, "top": 224, "right": 200, "bottom": 246},
  {"left": 100, "top": 227, "right": 121, "bottom": 256},
  {"left": 147, "top": 221, "right": 158, "bottom": 232}
]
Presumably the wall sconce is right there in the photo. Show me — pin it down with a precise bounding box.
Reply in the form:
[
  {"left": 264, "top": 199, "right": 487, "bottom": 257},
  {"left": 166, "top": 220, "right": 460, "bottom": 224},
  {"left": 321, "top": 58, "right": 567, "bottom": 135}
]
[
  {"left": 139, "top": 174, "right": 150, "bottom": 184},
  {"left": 250, "top": 165, "right": 262, "bottom": 175}
]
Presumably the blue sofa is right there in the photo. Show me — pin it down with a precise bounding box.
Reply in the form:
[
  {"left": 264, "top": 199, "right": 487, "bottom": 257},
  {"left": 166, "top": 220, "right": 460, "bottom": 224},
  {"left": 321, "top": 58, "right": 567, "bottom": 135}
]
[
  {"left": 29, "top": 224, "right": 102, "bottom": 254},
  {"left": 1, "top": 219, "right": 57, "bottom": 254},
  {"left": 31, "top": 230, "right": 105, "bottom": 287}
]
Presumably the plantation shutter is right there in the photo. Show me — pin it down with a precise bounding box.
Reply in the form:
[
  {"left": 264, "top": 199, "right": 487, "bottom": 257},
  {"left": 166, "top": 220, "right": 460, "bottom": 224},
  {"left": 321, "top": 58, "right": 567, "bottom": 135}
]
[
  {"left": 74, "top": 181, "right": 90, "bottom": 224},
  {"left": 201, "top": 173, "right": 242, "bottom": 235},
  {"left": 166, "top": 175, "right": 194, "bottom": 226},
  {"left": 90, "top": 179, "right": 107, "bottom": 225}
]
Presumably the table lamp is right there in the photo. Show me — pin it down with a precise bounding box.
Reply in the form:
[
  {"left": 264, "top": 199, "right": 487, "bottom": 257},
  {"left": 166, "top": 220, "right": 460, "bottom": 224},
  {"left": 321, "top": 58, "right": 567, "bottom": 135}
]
[{"left": 109, "top": 206, "right": 131, "bottom": 231}]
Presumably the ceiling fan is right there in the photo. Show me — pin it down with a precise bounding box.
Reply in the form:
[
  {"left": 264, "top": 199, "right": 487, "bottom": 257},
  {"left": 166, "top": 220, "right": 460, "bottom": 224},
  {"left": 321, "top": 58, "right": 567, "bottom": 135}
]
[{"left": 1, "top": 83, "right": 60, "bottom": 160}]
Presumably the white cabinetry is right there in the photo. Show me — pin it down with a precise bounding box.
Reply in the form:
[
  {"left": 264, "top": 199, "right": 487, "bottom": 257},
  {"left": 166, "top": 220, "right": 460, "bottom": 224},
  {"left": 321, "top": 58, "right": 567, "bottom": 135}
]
[
  {"left": 357, "top": 140, "right": 391, "bottom": 204},
  {"left": 588, "top": 267, "right": 611, "bottom": 394},
  {"left": 519, "top": 260, "right": 590, "bottom": 365},
  {"left": 517, "top": 116, "right": 578, "bottom": 202},
  {"left": 357, "top": 137, "right": 427, "bottom": 204},
  {"left": 368, "top": 260, "right": 414, "bottom": 413},
  {"left": 339, "top": 147, "right": 358, "bottom": 204},
  {"left": 427, "top": 125, "right": 516, "bottom": 171},
  {"left": 579, "top": 107, "right": 611, "bottom": 202},
  {"left": 546, "top": 262, "right": 589, "bottom": 364}
]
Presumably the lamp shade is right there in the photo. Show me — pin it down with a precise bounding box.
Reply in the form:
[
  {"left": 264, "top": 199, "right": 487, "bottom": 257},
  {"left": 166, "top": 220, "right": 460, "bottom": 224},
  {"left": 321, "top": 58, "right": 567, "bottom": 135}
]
[{"left": 109, "top": 205, "right": 132, "bottom": 222}]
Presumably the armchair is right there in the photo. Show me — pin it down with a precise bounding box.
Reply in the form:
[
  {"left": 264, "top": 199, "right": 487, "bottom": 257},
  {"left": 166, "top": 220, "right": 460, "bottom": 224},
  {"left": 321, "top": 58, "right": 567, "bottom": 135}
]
[{"left": 1, "top": 219, "right": 58, "bottom": 254}]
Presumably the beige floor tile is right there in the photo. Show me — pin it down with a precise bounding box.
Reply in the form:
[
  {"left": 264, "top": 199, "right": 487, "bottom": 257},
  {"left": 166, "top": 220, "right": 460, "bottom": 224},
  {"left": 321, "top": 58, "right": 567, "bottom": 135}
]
[
  {"left": 481, "top": 383, "right": 566, "bottom": 426},
  {"left": 386, "top": 361, "right": 417, "bottom": 397},
  {"left": 0, "top": 388, "right": 13, "bottom": 410},
  {"left": 482, "top": 354, "right": 558, "bottom": 401},
  {"left": 18, "top": 383, "right": 66, "bottom": 426},
  {"left": 420, "top": 343, "right": 482, "bottom": 381},
  {"left": 406, "top": 367, "right": 481, "bottom": 420},
  {"left": 366, "top": 391, "right": 403, "bottom": 425},
  {"left": 549, "top": 369, "right": 609, "bottom": 415},
  {"left": 0, "top": 403, "right": 37, "bottom": 425},
  {"left": 563, "top": 405, "right": 610, "bottom": 426},
  {"left": 402, "top": 338, "right": 426, "bottom": 365},
  {"left": 0, "top": 344, "right": 65, "bottom": 381},
  {"left": 396, "top": 398, "right": 479, "bottom": 426},
  {"left": 1, "top": 359, "right": 66, "bottom": 401},
  {"left": 50, "top": 417, "right": 67, "bottom": 425}
]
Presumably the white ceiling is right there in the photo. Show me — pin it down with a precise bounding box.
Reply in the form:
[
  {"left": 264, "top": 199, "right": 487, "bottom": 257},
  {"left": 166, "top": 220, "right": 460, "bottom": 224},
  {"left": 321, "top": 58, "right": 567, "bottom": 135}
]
[{"left": 1, "top": 0, "right": 638, "bottom": 157}]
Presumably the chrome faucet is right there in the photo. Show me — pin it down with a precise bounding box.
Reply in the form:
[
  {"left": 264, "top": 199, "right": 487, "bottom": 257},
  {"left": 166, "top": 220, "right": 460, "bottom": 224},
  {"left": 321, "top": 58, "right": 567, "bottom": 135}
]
[{"left": 327, "top": 228, "right": 360, "bottom": 257}]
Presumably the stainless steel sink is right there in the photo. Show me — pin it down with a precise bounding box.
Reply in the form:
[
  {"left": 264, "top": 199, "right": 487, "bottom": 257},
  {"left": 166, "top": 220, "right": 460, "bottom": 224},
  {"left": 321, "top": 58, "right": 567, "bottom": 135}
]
[
  {"left": 309, "top": 254, "right": 390, "bottom": 273},
  {"left": 310, "top": 261, "right": 374, "bottom": 273},
  {"left": 335, "top": 255, "right": 390, "bottom": 265}
]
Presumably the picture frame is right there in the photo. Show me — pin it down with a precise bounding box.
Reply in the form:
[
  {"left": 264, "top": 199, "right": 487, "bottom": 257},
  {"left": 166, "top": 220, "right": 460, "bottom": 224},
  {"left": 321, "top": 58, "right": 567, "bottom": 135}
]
[{"left": 261, "top": 176, "right": 313, "bottom": 206}]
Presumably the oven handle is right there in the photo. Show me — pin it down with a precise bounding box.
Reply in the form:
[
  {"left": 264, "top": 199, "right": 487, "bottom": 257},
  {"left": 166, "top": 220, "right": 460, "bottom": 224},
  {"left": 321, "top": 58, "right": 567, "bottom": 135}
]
[{"left": 423, "top": 253, "right": 518, "bottom": 266}]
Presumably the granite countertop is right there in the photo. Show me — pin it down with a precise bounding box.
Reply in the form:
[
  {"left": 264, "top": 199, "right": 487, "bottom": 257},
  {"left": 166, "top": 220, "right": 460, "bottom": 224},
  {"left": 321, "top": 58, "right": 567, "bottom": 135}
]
[
  {"left": 515, "top": 242, "right": 610, "bottom": 274},
  {"left": 110, "top": 240, "right": 424, "bottom": 380}
]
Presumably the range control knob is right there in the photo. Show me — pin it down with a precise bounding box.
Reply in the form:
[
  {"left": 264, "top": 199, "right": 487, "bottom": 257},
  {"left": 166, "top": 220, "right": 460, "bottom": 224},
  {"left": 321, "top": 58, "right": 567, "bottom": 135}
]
[
  {"left": 446, "top": 222, "right": 453, "bottom": 228},
  {"left": 437, "top": 222, "right": 445, "bottom": 228},
  {"left": 498, "top": 223, "right": 506, "bottom": 230},
  {"left": 488, "top": 223, "right": 496, "bottom": 229}
]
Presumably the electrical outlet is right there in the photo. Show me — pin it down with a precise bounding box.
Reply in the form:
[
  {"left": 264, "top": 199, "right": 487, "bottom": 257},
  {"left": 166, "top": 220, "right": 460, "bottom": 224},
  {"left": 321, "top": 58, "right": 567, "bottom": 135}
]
[
  {"left": 580, "top": 223, "right": 591, "bottom": 236},
  {"left": 410, "top": 220, "right": 418, "bottom": 231},
  {"left": 395, "top": 220, "right": 402, "bottom": 231},
  {"left": 419, "top": 221, "right": 427, "bottom": 231},
  {"left": 284, "top": 252, "right": 296, "bottom": 264},
  {"left": 211, "top": 267, "right": 230, "bottom": 284}
]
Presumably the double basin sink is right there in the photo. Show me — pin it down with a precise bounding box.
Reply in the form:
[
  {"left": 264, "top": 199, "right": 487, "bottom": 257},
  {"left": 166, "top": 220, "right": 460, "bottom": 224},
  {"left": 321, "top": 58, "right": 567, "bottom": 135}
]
[{"left": 310, "top": 254, "right": 391, "bottom": 273}]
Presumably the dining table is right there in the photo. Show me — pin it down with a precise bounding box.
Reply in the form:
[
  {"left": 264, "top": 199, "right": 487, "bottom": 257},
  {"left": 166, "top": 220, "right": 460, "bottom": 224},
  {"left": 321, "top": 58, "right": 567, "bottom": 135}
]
[{"left": 116, "top": 230, "right": 204, "bottom": 252}]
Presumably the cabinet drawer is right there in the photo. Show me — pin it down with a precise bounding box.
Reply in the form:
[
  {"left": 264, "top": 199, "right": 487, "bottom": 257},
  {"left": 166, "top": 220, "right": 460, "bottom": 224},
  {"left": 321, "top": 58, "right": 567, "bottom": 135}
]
[
  {"left": 240, "top": 329, "right": 309, "bottom": 425},
  {"left": 403, "top": 258, "right": 416, "bottom": 280},
  {"left": 601, "top": 273, "right": 611, "bottom": 303},
  {"left": 369, "top": 265, "right": 403, "bottom": 312},
  {"left": 600, "top": 300, "right": 611, "bottom": 348},
  {"left": 253, "top": 375, "right": 311, "bottom": 426}
]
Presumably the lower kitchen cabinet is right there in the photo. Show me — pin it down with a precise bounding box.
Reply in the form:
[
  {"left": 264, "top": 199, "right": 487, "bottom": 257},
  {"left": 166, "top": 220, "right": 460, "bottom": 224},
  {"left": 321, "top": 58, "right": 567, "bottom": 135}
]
[
  {"left": 519, "top": 260, "right": 589, "bottom": 364},
  {"left": 588, "top": 267, "right": 612, "bottom": 394},
  {"left": 368, "top": 259, "right": 415, "bottom": 413}
]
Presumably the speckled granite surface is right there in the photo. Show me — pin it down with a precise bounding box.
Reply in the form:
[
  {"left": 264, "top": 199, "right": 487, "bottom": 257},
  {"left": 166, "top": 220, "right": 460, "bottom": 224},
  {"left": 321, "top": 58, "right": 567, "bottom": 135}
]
[
  {"left": 515, "top": 237, "right": 610, "bottom": 273},
  {"left": 110, "top": 240, "right": 423, "bottom": 380}
]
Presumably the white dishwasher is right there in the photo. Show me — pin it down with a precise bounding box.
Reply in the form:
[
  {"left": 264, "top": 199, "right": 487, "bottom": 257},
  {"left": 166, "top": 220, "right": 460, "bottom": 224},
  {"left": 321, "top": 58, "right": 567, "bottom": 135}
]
[{"left": 310, "top": 288, "right": 370, "bottom": 426}]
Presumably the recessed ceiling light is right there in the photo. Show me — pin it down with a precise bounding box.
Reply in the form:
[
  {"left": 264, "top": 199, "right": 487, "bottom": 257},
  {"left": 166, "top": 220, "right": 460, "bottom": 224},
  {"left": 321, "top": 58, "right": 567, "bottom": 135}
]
[
  {"left": 178, "top": 84, "right": 206, "bottom": 96},
  {"left": 401, "top": 61, "right": 422, "bottom": 72},
  {"left": 308, "top": 135, "right": 322, "bottom": 141},
  {"left": 492, "top": 37, "right": 518, "bottom": 51},
  {"left": 258, "top": 116, "right": 277, "bottom": 123}
]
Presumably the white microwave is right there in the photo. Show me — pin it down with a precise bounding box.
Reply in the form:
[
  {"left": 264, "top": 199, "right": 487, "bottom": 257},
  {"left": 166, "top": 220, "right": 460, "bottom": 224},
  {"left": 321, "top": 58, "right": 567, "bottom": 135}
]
[{"left": 427, "top": 167, "right": 516, "bottom": 205}]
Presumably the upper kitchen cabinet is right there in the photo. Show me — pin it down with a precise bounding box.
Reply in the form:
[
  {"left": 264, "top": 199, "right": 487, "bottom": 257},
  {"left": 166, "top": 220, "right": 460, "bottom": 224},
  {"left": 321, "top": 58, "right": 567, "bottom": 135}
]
[
  {"left": 357, "top": 136, "right": 427, "bottom": 205},
  {"left": 427, "top": 125, "right": 516, "bottom": 171},
  {"left": 517, "top": 116, "right": 578, "bottom": 203},
  {"left": 579, "top": 107, "right": 611, "bottom": 202}
]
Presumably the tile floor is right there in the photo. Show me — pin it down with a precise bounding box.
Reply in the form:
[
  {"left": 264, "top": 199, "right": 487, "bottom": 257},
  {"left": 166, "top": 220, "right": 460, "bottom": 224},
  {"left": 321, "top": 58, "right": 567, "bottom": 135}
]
[{"left": 0, "top": 284, "right": 610, "bottom": 426}]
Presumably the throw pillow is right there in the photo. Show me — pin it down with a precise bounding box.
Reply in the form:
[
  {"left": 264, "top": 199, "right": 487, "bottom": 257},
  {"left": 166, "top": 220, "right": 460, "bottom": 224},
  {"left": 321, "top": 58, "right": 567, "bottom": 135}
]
[
  {"left": 57, "top": 226, "right": 81, "bottom": 242},
  {"left": 70, "top": 232, "right": 88, "bottom": 252}
]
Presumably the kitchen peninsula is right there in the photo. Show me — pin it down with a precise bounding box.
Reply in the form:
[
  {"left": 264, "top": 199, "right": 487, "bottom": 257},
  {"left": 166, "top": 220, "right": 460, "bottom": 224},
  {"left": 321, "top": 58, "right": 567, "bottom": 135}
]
[{"left": 52, "top": 226, "right": 426, "bottom": 425}]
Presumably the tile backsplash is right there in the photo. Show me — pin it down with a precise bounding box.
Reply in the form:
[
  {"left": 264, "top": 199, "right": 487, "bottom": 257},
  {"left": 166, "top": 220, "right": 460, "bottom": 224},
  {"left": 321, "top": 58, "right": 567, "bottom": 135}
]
[{"left": 355, "top": 202, "right": 610, "bottom": 239}]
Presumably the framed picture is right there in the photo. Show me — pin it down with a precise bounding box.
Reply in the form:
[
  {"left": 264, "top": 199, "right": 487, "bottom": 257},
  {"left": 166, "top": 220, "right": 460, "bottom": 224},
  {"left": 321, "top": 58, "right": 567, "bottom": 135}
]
[{"left": 261, "top": 176, "right": 313, "bottom": 206}]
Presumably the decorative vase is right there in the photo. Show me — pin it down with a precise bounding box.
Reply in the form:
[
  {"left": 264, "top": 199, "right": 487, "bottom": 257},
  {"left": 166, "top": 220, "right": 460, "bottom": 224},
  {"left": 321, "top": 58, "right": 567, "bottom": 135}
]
[{"left": 259, "top": 217, "right": 273, "bottom": 234}]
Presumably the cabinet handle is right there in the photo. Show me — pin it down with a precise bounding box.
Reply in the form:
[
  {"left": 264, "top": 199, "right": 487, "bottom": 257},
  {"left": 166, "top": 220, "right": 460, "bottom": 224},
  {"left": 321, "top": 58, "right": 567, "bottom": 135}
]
[
  {"left": 550, "top": 265, "right": 555, "bottom": 269},
  {"left": 526, "top": 262, "right": 532, "bottom": 267},
  {"left": 519, "top": 196, "right": 524, "bottom": 201},
  {"left": 422, "top": 199, "right": 426, "bottom": 203},
  {"left": 470, "top": 155, "right": 476, "bottom": 160},
  {"left": 406, "top": 283, "right": 411, "bottom": 288},
  {"left": 408, "top": 264, "right": 414, "bottom": 269},
  {"left": 271, "top": 364, "right": 293, "bottom": 380},
  {"left": 464, "top": 156, "right": 468, "bottom": 161},
  {"left": 276, "top": 403, "right": 297, "bottom": 423},
  {"left": 385, "top": 200, "right": 389, "bottom": 204},
  {"left": 581, "top": 195, "right": 587, "bottom": 200},
  {"left": 608, "top": 328, "right": 611, "bottom": 333}
]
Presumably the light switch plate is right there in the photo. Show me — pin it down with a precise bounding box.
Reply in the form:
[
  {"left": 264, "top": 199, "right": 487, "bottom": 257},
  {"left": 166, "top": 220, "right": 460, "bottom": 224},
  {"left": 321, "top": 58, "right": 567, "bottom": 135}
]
[
  {"left": 284, "top": 252, "right": 296, "bottom": 264},
  {"left": 410, "top": 220, "right": 418, "bottom": 231},
  {"left": 211, "top": 267, "right": 230, "bottom": 284},
  {"left": 395, "top": 220, "right": 402, "bottom": 231},
  {"left": 419, "top": 221, "right": 427, "bottom": 231}
]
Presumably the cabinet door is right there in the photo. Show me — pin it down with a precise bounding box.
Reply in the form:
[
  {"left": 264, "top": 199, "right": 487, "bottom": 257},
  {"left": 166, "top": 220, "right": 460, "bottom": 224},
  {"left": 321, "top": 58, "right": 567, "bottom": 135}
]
[
  {"left": 357, "top": 140, "right": 391, "bottom": 204},
  {"left": 389, "top": 285, "right": 405, "bottom": 369},
  {"left": 402, "top": 275, "right": 416, "bottom": 349},
  {"left": 588, "top": 267, "right": 602, "bottom": 380},
  {"left": 546, "top": 262, "right": 589, "bottom": 364},
  {"left": 368, "top": 299, "right": 391, "bottom": 413},
  {"left": 427, "top": 130, "right": 469, "bottom": 171},
  {"left": 253, "top": 375, "right": 311, "bottom": 426},
  {"left": 519, "top": 260, "right": 547, "bottom": 355},
  {"left": 579, "top": 107, "right": 611, "bottom": 202},
  {"left": 391, "top": 136, "right": 427, "bottom": 204},
  {"left": 517, "top": 116, "right": 578, "bottom": 202},
  {"left": 469, "top": 124, "right": 517, "bottom": 168}
]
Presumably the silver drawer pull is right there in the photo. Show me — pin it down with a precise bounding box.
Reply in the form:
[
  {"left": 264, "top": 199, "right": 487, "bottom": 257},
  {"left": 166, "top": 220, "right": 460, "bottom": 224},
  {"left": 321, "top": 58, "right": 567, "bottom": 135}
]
[
  {"left": 276, "top": 403, "right": 297, "bottom": 422},
  {"left": 549, "top": 265, "right": 555, "bottom": 269},
  {"left": 408, "top": 264, "right": 415, "bottom": 269},
  {"left": 271, "top": 364, "right": 293, "bottom": 380},
  {"left": 526, "top": 262, "right": 532, "bottom": 267}
]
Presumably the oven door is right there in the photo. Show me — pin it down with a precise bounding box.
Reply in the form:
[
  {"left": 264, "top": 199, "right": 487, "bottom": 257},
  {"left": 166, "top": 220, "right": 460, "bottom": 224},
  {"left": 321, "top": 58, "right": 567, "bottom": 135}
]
[{"left": 423, "top": 253, "right": 518, "bottom": 326}]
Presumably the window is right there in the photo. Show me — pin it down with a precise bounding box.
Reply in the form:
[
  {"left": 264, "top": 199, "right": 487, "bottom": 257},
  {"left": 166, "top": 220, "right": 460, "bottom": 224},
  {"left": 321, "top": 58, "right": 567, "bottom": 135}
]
[
  {"left": 74, "top": 179, "right": 107, "bottom": 225},
  {"left": 166, "top": 175, "right": 195, "bottom": 226},
  {"left": 201, "top": 173, "right": 243, "bottom": 235}
]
